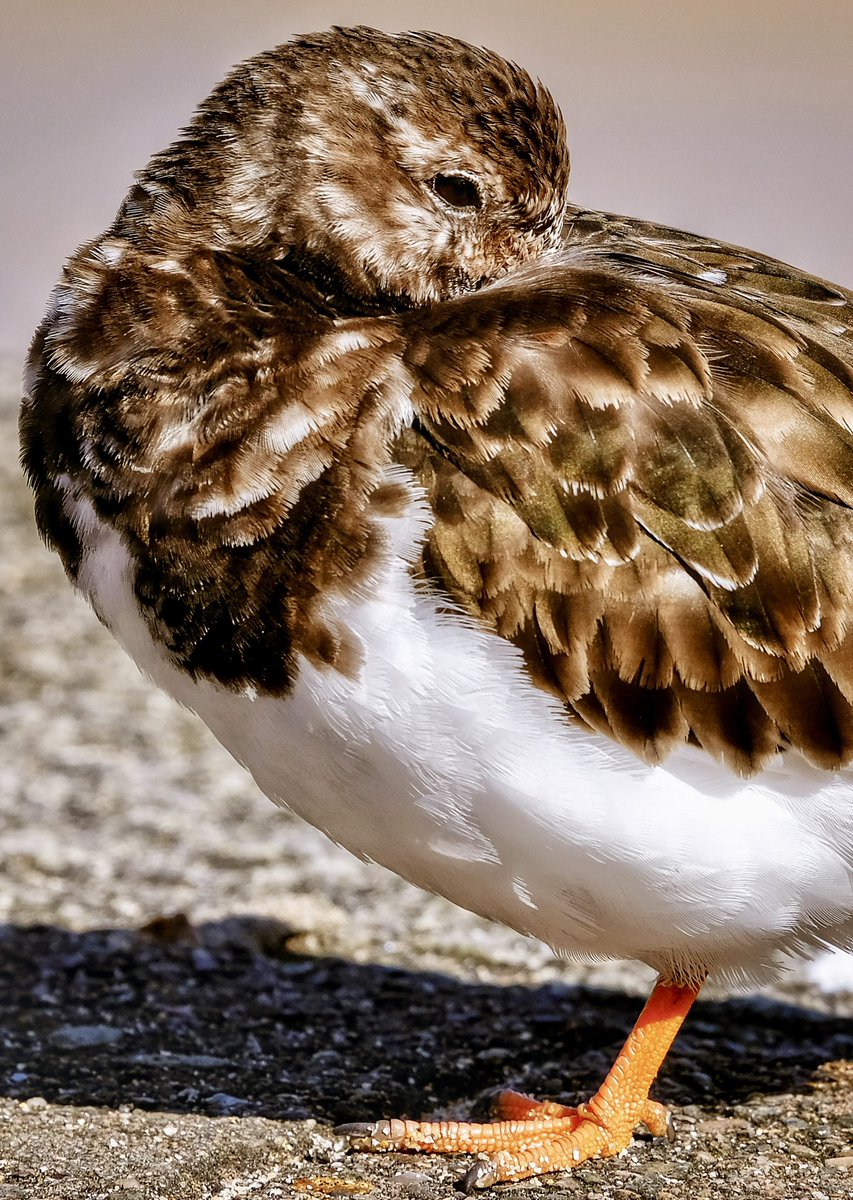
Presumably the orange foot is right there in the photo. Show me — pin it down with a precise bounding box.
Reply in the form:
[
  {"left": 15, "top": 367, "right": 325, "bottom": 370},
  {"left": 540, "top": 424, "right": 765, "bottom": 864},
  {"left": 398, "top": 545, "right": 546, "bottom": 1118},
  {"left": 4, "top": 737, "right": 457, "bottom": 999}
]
[{"left": 336, "top": 978, "right": 702, "bottom": 1190}]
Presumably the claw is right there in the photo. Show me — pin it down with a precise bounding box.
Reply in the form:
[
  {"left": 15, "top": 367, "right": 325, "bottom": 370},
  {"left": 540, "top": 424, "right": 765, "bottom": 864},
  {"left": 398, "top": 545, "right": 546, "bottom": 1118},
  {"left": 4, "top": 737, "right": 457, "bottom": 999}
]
[
  {"left": 333, "top": 1122, "right": 378, "bottom": 1139},
  {"left": 457, "top": 1158, "right": 499, "bottom": 1193},
  {"left": 334, "top": 1119, "right": 403, "bottom": 1145},
  {"left": 666, "top": 1113, "right": 677, "bottom": 1144}
]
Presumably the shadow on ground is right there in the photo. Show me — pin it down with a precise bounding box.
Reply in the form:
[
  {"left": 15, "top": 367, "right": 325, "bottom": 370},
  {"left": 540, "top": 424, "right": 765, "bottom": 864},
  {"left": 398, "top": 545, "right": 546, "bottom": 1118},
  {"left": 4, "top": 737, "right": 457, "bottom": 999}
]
[{"left": 2, "top": 916, "right": 851, "bottom": 1125}]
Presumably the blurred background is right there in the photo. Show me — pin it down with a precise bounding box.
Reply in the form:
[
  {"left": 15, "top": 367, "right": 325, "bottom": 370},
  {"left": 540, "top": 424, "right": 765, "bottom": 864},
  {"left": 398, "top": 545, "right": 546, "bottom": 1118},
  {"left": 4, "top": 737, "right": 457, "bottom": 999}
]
[{"left": 2, "top": 0, "right": 852, "bottom": 359}]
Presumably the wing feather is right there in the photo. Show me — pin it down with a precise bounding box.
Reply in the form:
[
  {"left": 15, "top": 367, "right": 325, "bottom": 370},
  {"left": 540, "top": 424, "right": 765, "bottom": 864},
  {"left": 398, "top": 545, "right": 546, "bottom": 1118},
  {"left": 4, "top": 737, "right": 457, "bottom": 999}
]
[{"left": 396, "top": 208, "right": 853, "bottom": 773}]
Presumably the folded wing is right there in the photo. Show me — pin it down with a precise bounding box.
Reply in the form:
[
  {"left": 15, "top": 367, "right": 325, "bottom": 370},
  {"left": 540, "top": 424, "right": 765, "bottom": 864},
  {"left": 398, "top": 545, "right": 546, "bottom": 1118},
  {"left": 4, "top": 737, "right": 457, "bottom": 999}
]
[{"left": 396, "top": 209, "right": 853, "bottom": 774}]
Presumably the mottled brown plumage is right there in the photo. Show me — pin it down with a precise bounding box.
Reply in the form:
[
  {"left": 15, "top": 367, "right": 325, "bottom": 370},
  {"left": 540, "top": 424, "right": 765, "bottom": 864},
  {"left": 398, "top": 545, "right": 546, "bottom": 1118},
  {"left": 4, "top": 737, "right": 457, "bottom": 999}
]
[
  {"left": 21, "top": 28, "right": 853, "bottom": 776},
  {"left": 22, "top": 26, "right": 568, "bottom": 693},
  {"left": 401, "top": 214, "right": 853, "bottom": 772},
  {"left": 20, "top": 25, "right": 853, "bottom": 1190}
]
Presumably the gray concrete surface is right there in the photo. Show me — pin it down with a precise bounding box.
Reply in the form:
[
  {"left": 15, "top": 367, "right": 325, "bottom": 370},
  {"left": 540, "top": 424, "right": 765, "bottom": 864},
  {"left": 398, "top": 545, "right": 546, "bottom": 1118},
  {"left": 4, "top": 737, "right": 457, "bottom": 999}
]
[{"left": 2, "top": 355, "right": 852, "bottom": 1198}]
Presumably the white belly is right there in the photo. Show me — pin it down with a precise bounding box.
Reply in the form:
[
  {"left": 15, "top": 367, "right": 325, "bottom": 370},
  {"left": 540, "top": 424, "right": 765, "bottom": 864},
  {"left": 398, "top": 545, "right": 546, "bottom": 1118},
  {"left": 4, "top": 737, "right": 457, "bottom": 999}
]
[{"left": 67, "top": 479, "right": 853, "bottom": 985}]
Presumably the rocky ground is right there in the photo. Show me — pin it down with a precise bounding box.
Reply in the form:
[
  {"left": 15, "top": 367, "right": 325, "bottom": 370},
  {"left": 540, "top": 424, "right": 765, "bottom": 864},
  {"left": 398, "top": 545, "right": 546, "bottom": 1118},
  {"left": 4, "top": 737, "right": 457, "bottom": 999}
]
[{"left": 2, "top": 356, "right": 852, "bottom": 1199}]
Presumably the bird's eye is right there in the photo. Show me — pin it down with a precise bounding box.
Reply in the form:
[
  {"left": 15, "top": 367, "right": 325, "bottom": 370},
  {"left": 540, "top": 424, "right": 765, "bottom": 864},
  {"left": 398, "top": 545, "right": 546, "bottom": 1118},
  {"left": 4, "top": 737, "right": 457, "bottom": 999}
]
[{"left": 429, "top": 173, "right": 482, "bottom": 210}]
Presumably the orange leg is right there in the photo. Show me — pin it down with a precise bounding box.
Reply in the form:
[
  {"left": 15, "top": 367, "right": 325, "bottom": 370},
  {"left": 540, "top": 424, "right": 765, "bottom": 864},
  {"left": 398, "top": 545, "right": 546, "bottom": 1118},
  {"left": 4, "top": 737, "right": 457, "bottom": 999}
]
[{"left": 336, "top": 977, "right": 702, "bottom": 1191}]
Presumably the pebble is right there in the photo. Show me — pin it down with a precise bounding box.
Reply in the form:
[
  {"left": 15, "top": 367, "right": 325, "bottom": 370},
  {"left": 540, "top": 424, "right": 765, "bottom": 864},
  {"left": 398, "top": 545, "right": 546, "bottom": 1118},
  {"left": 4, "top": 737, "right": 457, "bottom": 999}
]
[
  {"left": 50, "top": 1023, "right": 124, "bottom": 1048},
  {"left": 695, "top": 1117, "right": 754, "bottom": 1136},
  {"left": 205, "top": 1092, "right": 250, "bottom": 1115},
  {"left": 391, "top": 1171, "right": 436, "bottom": 1197},
  {"left": 787, "top": 1144, "right": 818, "bottom": 1159}
]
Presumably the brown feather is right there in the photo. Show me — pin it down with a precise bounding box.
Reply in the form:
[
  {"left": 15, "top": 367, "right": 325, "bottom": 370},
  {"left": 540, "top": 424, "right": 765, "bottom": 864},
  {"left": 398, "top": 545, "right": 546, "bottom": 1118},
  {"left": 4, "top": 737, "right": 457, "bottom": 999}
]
[
  {"left": 402, "top": 207, "right": 853, "bottom": 774},
  {"left": 672, "top": 679, "right": 781, "bottom": 775},
  {"left": 20, "top": 21, "right": 853, "bottom": 780},
  {"left": 750, "top": 663, "right": 853, "bottom": 770}
]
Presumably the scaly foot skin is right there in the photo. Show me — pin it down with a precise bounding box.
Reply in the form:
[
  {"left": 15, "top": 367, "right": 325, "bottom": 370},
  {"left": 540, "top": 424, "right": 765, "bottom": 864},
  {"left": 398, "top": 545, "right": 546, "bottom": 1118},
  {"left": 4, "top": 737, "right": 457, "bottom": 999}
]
[
  {"left": 335, "top": 978, "right": 699, "bottom": 1189},
  {"left": 336, "top": 1089, "right": 673, "bottom": 1190}
]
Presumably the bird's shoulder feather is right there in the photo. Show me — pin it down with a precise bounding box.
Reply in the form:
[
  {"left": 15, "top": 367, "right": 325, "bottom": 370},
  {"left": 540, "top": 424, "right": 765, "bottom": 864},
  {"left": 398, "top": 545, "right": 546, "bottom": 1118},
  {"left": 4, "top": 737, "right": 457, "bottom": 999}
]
[{"left": 394, "top": 208, "right": 853, "bottom": 774}]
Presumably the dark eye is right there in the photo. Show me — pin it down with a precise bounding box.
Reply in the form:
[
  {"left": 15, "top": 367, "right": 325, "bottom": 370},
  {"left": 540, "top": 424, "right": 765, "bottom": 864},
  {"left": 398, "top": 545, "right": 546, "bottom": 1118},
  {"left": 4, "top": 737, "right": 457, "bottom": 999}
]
[{"left": 430, "top": 173, "right": 482, "bottom": 210}]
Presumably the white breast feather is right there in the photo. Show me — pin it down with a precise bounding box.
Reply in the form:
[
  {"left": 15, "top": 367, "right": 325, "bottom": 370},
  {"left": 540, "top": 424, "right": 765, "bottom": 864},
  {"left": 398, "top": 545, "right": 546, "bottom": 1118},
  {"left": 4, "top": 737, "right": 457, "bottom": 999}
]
[{"left": 62, "top": 473, "right": 853, "bottom": 986}]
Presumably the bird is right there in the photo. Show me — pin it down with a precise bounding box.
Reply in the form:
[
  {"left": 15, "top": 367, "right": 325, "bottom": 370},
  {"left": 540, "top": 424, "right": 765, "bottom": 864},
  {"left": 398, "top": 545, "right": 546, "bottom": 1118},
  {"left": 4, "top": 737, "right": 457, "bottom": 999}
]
[{"left": 19, "top": 24, "right": 853, "bottom": 1191}]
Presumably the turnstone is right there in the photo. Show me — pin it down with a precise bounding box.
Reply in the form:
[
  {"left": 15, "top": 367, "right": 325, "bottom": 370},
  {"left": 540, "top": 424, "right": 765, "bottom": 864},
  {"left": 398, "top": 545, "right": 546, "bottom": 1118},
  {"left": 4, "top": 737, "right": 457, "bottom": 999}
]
[{"left": 19, "top": 25, "right": 853, "bottom": 1190}]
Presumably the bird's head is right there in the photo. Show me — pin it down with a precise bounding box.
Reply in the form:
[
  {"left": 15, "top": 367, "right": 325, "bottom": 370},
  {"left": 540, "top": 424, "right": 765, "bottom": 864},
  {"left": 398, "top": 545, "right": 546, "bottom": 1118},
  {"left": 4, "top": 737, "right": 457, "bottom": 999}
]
[{"left": 130, "top": 26, "right": 571, "bottom": 309}]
